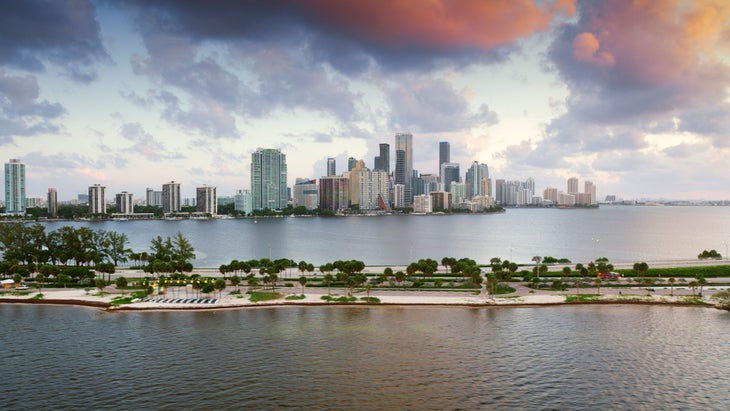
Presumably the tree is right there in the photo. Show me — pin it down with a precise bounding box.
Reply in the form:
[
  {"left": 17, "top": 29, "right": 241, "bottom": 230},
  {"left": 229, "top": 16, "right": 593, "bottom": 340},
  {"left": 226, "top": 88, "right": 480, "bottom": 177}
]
[
  {"left": 214, "top": 278, "right": 227, "bottom": 297},
  {"left": 394, "top": 271, "right": 406, "bottom": 287},
  {"left": 35, "top": 273, "right": 46, "bottom": 294},
  {"left": 668, "top": 277, "right": 676, "bottom": 296},
  {"left": 594, "top": 278, "right": 602, "bottom": 295},
  {"left": 95, "top": 278, "right": 106, "bottom": 292},
  {"left": 696, "top": 275, "right": 708, "bottom": 296},
  {"left": 57, "top": 273, "right": 70, "bottom": 288},
  {"left": 688, "top": 280, "right": 699, "bottom": 296},
  {"left": 532, "top": 256, "right": 543, "bottom": 278},
  {"left": 202, "top": 282, "right": 216, "bottom": 296},
  {"left": 323, "top": 273, "right": 334, "bottom": 295},
  {"left": 230, "top": 275, "right": 241, "bottom": 292},
  {"left": 115, "top": 276, "right": 128, "bottom": 294},
  {"left": 13, "top": 273, "right": 22, "bottom": 286},
  {"left": 562, "top": 266, "right": 572, "bottom": 278},
  {"left": 298, "top": 275, "right": 308, "bottom": 294},
  {"left": 105, "top": 231, "right": 131, "bottom": 266}
]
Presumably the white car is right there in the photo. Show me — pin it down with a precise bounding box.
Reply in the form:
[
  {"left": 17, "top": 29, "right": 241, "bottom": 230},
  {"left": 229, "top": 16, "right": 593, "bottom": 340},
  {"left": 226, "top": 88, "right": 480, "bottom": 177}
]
[{"left": 16, "top": 285, "right": 29, "bottom": 290}]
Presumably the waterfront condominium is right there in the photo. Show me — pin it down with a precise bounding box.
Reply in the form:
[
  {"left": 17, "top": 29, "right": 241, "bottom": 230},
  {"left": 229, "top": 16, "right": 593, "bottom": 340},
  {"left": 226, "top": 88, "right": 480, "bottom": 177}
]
[
  {"left": 395, "top": 132, "right": 413, "bottom": 204},
  {"left": 88, "top": 184, "right": 106, "bottom": 214},
  {"left": 196, "top": 185, "right": 217, "bottom": 214},
  {"left": 4, "top": 158, "right": 26, "bottom": 214},
  {"left": 162, "top": 181, "right": 181, "bottom": 213},
  {"left": 327, "top": 158, "right": 336, "bottom": 176},
  {"left": 115, "top": 191, "right": 133, "bottom": 214},
  {"left": 251, "top": 148, "right": 288, "bottom": 211}
]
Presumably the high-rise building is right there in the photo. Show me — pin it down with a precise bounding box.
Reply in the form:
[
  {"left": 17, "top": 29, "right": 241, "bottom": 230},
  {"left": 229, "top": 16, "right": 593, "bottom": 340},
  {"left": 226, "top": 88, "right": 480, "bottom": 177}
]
[
  {"left": 375, "top": 143, "right": 390, "bottom": 173},
  {"left": 115, "top": 191, "right": 134, "bottom": 214},
  {"left": 319, "top": 176, "right": 349, "bottom": 211},
  {"left": 395, "top": 132, "right": 413, "bottom": 204},
  {"left": 583, "top": 181, "right": 597, "bottom": 205},
  {"left": 567, "top": 177, "right": 579, "bottom": 194},
  {"left": 251, "top": 148, "right": 288, "bottom": 210},
  {"left": 234, "top": 189, "right": 253, "bottom": 215},
  {"left": 392, "top": 183, "right": 405, "bottom": 208},
  {"left": 4, "top": 158, "right": 25, "bottom": 214},
  {"left": 348, "top": 160, "right": 366, "bottom": 205},
  {"left": 146, "top": 188, "right": 163, "bottom": 207},
  {"left": 440, "top": 162, "right": 460, "bottom": 192},
  {"left": 47, "top": 188, "right": 58, "bottom": 218},
  {"left": 327, "top": 158, "right": 336, "bottom": 176},
  {"left": 196, "top": 185, "right": 217, "bottom": 214},
  {"left": 439, "top": 142, "right": 450, "bottom": 173},
  {"left": 293, "top": 178, "right": 319, "bottom": 210},
  {"left": 162, "top": 181, "right": 181, "bottom": 213},
  {"left": 88, "top": 184, "right": 106, "bottom": 215},
  {"left": 413, "top": 194, "right": 432, "bottom": 213},
  {"left": 450, "top": 182, "right": 466, "bottom": 204},
  {"left": 358, "top": 169, "right": 390, "bottom": 211},
  {"left": 429, "top": 191, "right": 452, "bottom": 211},
  {"left": 347, "top": 157, "right": 357, "bottom": 171},
  {"left": 543, "top": 187, "right": 559, "bottom": 204},
  {"left": 465, "top": 162, "right": 489, "bottom": 198}
]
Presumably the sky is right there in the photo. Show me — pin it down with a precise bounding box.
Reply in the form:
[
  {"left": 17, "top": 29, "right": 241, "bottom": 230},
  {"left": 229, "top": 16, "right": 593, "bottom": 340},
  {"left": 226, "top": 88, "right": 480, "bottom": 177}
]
[{"left": 2, "top": 0, "right": 730, "bottom": 202}]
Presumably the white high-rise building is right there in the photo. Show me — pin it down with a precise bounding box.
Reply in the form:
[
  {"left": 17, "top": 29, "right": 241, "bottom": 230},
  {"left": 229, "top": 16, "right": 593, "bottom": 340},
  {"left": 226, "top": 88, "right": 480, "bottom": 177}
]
[
  {"left": 358, "top": 169, "right": 390, "bottom": 211},
  {"left": 4, "top": 158, "right": 25, "bottom": 215},
  {"left": 413, "top": 194, "right": 432, "bottom": 213},
  {"left": 88, "top": 184, "right": 106, "bottom": 215},
  {"left": 567, "top": 177, "right": 579, "bottom": 194},
  {"left": 234, "top": 189, "right": 253, "bottom": 215},
  {"left": 251, "top": 148, "right": 288, "bottom": 210},
  {"left": 162, "top": 181, "right": 181, "bottom": 213},
  {"left": 293, "top": 179, "right": 319, "bottom": 210}
]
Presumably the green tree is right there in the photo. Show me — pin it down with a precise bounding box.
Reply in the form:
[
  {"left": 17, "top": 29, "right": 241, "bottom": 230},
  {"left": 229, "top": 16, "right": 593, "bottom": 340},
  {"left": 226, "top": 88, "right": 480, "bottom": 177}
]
[
  {"left": 230, "top": 275, "right": 241, "bottom": 292},
  {"left": 532, "top": 256, "right": 543, "bottom": 278},
  {"left": 35, "top": 273, "right": 46, "bottom": 294},
  {"left": 298, "top": 275, "right": 308, "bottom": 294},
  {"left": 13, "top": 273, "right": 22, "bottom": 286},
  {"left": 214, "top": 278, "right": 227, "bottom": 297},
  {"left": 696, "top": 275, "right": 708, "bottom": 296},
  {"left": 202, "top": 282, "right": 216, "bottom": 296},
  {"left": 562, "top": 266, "right": 572, "bottom": 278},
  {"left": 668, "top": 277, "right": 676, "bottom": 296},
  {"left": 95, "top": 278, "right": 106, "bottom": 292},
  {"left": 323, "top": 273, "right": 334, "bottom": 295},
  {"left": 115, "top": 276, "right": 128, "bottom": 294},
  {"left": 594, "top": 278, "right": 602, "bottom": 295},
  {"left": 394, "top": 271, "right": 406, "bottom": 287},
  {"left": 57, "top": 273, "right": 70, "bottom": 288}
]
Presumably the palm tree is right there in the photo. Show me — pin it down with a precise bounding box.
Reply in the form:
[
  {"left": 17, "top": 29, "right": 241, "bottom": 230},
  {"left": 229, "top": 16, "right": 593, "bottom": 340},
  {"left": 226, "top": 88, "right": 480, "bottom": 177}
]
[
  {"left": 688, "top": 280, "right": 699, "bottom": 296},
  {"left": 230, "top": 275, "right": 241, "bottom": 292},
  {"left": 35, "top": 273, "right": 46, "bottom": 294},
  {"left": 562, "top": 266, "right": 572, "bottom": 279},
  {"left": 532, "top": 256, "right": 542, "bottom": 278},
  {"left": 668, "top": 277, "right": 676, "bottom": 296},
  {"left": 594, "top": 277, "right": 602, "bottom": 295},
  {"left": 298, "top": 275, "right": 308, "bottom": 295},
  {"left": 323, "top": 273, "right": 334, "bottom": 295},
  {"left": 696, "top": 275, "right": 708, "bottom": 296}
]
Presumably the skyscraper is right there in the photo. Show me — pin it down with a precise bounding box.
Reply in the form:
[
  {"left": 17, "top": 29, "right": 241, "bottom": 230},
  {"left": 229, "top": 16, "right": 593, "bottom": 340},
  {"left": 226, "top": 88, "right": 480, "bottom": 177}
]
[
  {"left": 251, "top": 148, "right": 288, "bottom": 210},
  {"left": 347, "top": 157, "right": 357, "bottom": 171},
  {"left": 318, "top": 175, "right": 349, "bottom": 211},
  {"left": 567, "top": 177, "right": 579, "bottom": 194},
  {"left": 439, "top": 142, "right": 450, "bottom": 174},
  {"left": 440, "top": 162, "right": 460, "bottom": 192},
  {"left": 88, "top": 184, "right": 106, "bottom": 215},
  {"left": 376, "top": 143, "right": 390, "bottom": 173},
  {"left": 395, "top": 132, "right": 413, "bottom": 204},
  {"left": 47, "top": 188, "right": 58, "bottom": 218},
  {"left": 162, "top": 181, "right": 181, "bottom": 213},
  {"left": 327, "top": 158, "right": 336, "bottom": 176},
  {"left": 4, "top": 158, "right": 25, "bottom": 214},
  {"left": 196, "top": 185, "right": 217, "bottom": 214},
  {"left": 465, "top": 162, "right": 489, "bottom": 198}
]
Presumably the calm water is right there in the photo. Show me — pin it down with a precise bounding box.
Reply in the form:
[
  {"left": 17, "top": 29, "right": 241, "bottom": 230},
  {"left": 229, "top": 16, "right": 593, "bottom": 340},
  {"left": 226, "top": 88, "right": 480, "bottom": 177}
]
[
  {"left": 1, "top": 304, "right": 729, "bottom": 410},
  {"left": 39, "top": 206, "right": 730, "bottom": 266}
]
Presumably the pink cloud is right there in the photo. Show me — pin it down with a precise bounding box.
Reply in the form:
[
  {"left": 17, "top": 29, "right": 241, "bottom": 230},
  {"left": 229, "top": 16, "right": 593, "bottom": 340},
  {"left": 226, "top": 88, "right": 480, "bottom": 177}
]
[
  {"left": 303, "top": 0, "right": 576, "bottom": 51},
  {"left": 572, "top": 32, "right": 615, "bottom": 67}
]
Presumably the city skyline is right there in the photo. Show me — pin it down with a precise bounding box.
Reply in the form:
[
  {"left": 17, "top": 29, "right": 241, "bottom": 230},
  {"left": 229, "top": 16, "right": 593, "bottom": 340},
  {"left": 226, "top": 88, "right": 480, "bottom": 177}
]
[{"left": 2, "top": 1, "right": 730, "bottom": 201}]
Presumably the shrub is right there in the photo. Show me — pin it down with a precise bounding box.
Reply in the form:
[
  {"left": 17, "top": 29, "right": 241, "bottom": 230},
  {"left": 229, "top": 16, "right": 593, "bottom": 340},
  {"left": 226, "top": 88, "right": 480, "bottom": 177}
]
[{"left": 285, "top": 294, "right": 306, "bottom": 300}]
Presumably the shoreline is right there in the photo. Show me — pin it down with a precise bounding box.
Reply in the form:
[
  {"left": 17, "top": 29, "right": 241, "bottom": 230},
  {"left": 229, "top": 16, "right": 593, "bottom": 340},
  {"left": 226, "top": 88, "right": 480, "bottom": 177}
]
[{"left": 0, "top": 289, "right": 720, "bottom": 312}]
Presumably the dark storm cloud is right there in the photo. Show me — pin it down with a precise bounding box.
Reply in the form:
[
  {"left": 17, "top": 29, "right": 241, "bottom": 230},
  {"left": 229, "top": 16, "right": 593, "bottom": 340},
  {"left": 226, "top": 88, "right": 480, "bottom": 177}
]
[{"left": 0, "top": 0, "right": 108, "bottom": 82}]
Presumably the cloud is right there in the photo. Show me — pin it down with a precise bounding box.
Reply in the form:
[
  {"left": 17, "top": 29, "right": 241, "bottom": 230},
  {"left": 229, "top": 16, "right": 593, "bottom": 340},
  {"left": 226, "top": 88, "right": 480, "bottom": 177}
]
[
  {"left": 0, "top": 70, "right": 65, "bottom": 144},
  {"left": 518, "top": 0, "right": 730, "bottom": 177},
  {"left": 384, "top": 77, "right": 499, "bottom": 133},
  {"left": 119, "top": 122, "right": 185, "bottom": 161},
  {"left": 0, "top": 0, "right": 108, "bottom": 82}
]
